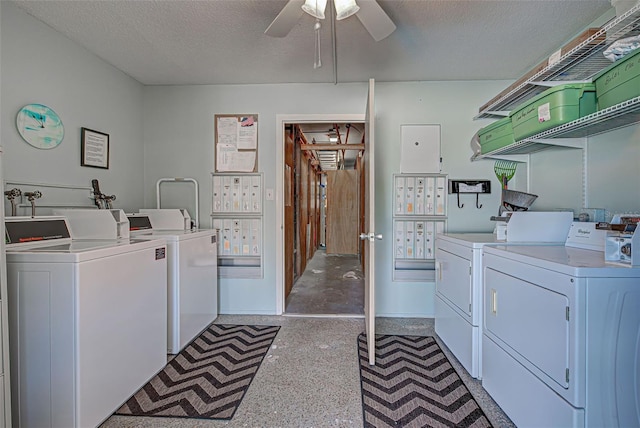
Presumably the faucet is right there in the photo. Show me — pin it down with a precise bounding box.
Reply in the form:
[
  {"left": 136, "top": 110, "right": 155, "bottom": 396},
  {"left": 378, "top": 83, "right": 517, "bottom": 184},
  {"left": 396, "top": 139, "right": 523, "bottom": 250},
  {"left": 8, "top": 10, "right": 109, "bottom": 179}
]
[
  {"left": 4, "top": 188, "right": 22, "bottom": 216},
  {"left": 103, "top": 194, "right": 116, "bottom": 209},
  {"left": 24, "top": 191, "right": 42, "bottom": 217},
  {"left": 91, "top": 179, "right": 116, "bottom": 209}
]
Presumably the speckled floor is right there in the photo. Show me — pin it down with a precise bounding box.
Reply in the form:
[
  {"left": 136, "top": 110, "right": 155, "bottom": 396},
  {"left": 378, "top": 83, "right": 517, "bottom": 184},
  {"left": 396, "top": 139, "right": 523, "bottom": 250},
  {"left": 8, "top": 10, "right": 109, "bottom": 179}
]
[
  {"left": 100, "top": 315, "right": 515, "bottom": 428},
  {"left": 285, "top": 249, "right": 364, "bottom": 315}
]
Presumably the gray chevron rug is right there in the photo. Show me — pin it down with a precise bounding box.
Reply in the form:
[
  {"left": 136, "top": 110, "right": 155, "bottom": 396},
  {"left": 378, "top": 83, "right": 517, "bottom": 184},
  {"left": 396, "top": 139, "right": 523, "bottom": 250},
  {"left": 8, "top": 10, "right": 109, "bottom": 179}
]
[
  {"left": 116, "top": 324, "right": 279, "bottom": 420},
  {"left": 358, "top": 334, "right": 492, "bottom": 428}
]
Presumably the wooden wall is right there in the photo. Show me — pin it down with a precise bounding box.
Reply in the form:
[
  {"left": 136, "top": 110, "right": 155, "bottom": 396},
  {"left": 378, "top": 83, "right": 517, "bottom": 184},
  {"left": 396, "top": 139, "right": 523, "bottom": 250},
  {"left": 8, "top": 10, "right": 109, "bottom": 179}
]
[
  {"left": 288, "top": 125, "right": 321, "bottom": 299},
  {"left": 326, "top": 169, "right": 359, "bottom": 254},
  {"left": 284, "top": 127, "right": 295, "bottom": 298}
]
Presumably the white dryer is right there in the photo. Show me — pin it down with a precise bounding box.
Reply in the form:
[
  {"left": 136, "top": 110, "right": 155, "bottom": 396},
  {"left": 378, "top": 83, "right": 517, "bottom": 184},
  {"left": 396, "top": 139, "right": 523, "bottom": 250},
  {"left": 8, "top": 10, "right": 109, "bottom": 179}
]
[
  {"left": 481, "top": 226, "right": 640, "bottom": 427},
  {"left": 129, "top": 210, "right": 218, "bottom": 354},
  {"left": 435, "top": 211, "right": 574, "bottom": 379},
  {"left": 5, "top": 216, "right": 168, "bottom": 428}
]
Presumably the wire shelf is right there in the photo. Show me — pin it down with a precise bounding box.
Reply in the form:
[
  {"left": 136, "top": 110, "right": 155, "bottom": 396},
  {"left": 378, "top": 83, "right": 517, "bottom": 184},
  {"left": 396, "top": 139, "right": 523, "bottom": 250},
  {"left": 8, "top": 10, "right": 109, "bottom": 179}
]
[
  {"left": 471, "top": 96, "right": 640, "bottom": 161},
  {"left": 477, "top": 4, "right": 640, "bottom": 119}
]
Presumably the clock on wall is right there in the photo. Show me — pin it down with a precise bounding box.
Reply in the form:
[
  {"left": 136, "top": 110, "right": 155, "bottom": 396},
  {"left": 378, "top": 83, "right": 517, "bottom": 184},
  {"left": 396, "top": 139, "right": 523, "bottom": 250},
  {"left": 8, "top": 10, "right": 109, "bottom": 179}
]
[{"left": 16, "top": 104, "right": 64, "bottom": 149}]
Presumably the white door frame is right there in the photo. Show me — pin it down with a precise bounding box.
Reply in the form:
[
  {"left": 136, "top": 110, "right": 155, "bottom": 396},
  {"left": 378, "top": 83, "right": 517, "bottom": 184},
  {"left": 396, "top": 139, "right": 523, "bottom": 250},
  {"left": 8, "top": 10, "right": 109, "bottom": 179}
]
[{"left": 275, "top": 113, "right": 365, "bottom": 315}]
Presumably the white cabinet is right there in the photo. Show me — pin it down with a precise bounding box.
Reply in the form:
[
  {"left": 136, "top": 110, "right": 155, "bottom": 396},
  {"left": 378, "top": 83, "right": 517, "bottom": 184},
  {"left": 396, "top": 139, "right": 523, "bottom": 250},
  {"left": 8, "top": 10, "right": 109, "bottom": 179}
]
[{"left": 400, "top": 125, "right": 441, "bottom": 173}]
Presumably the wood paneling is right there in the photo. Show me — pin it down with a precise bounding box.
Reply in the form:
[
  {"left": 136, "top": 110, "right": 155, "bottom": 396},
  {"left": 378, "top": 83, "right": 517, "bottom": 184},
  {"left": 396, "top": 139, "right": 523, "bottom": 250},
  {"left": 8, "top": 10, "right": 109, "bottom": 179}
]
[
  {"left": 309, "top": 170, "right": 317, "bottom": 260},
  {"left": 326, "top": 170, "right": 359, "bottom": 255},
  {"left": 294, "top": 134, "right": 302, "bottom": 280},
  {"left": 299, "top": 146, "right": 310, "bottom": 271},
  {"left": 284, "top": 129, "right": 295, "bottom": 299}
]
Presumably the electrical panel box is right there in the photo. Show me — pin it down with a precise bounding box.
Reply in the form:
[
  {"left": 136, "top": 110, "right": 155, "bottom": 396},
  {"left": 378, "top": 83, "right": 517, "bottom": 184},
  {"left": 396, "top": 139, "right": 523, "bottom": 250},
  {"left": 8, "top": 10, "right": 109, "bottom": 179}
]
[
  {"left": 400, "top": 124, "right": 441, "bottom": 173},
  {"left": 211, "top": 173, "right": 263, "bottom": 278},
  {"left": 393, "top": 173, "right": 447, "bottom": 281}
]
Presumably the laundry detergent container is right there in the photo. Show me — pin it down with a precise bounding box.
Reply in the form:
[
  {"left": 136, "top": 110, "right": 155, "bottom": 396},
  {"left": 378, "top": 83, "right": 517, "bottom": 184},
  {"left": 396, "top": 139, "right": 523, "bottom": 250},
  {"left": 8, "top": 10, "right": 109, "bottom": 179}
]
[
  {"left": 509, "top": 83, "right": 597, "bottom": 140},
  {"left": 594, "top": 48, "right": 640, "bottom": 110},
  {"left": 478, "top": 117, "right": 515, "bottom": 154}
]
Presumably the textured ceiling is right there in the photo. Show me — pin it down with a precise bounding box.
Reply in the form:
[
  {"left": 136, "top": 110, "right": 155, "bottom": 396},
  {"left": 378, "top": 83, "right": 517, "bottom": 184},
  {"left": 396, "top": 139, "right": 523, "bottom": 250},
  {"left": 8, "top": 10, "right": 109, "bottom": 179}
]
[{"left": 10, "top": 0, "right": 614, "bottom": 85}]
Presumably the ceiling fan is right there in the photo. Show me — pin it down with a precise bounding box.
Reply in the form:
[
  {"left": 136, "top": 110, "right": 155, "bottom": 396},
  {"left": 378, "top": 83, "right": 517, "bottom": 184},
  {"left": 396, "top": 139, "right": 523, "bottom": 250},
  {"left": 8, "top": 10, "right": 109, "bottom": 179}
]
[{"left": 265, "top": 0, "right": 396, "bottom": 42}]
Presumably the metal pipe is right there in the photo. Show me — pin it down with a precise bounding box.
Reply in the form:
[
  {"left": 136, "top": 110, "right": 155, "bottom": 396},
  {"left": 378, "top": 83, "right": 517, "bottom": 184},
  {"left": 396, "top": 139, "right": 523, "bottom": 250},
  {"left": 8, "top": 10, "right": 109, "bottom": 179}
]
[
  {"left": 5, "top": 180, "right": 92, "bottom": 191},
  {"left": 16, "top": 204, "right": 97, "bottom": 209},
  {"left": 156, "top": 177, "right": 199, "bottom": 229}
]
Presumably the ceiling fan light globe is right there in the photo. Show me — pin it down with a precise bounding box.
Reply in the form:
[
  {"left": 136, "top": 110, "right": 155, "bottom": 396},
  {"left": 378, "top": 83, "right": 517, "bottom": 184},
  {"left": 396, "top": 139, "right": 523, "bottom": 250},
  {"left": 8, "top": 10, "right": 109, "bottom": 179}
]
[
  {"left": 302, "top": 0, "right": 327, "bottom": 19},
  {"left": 335, "top": 0, "right": 360, "bottom": 20}
]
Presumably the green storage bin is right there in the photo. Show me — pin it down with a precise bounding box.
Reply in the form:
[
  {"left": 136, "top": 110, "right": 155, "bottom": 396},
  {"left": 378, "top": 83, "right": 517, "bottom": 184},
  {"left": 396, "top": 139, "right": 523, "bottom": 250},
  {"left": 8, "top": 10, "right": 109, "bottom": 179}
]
[
  {"left": 509, "top": 83, "right": 597, "bottom": 140},
  {"left": 594, "top": 48, "right": 640, "bottom": 110},
  {"left": 478, "top": 117, "right": 514, "bottom": 154}
]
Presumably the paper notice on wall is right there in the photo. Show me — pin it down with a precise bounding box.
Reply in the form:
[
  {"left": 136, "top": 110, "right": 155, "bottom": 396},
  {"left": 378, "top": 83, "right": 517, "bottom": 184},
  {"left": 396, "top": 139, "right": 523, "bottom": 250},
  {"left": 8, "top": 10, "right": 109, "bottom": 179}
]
[
  {"left": 238, "top": 116, "right": 257, "bottom": 149},
  {"left": 216, "top": 145, "right": 256, "bottom": 172},
  {"left": 218, "top": 117, "right": 239, "bottom": 146},
  {"left": 215, "top": 114, "right": 258, "bottom": 171},
  {"left": 217, "top": 116, "right": 257, "bottom": 149}
]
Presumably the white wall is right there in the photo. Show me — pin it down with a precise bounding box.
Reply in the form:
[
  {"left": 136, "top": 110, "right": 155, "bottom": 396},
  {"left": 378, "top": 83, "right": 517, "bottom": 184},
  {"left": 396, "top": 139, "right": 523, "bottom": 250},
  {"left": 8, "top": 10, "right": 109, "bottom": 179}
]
[
  {"left": 3, "top": 1, "right": 639, "bottom": 317},
  {"left": 144, "top": 80, "right": 640, "bottom": 317},
  {"left": 530, "top": 124, "right": 640, "bottom": 217},
  {"left": 1, "top": 3, "right": 145, "bottom": 214},
  {"left": 142, "top": 80, "right": 514, "bottom": 316},
  {"left": 144, "top": 83, "right": 370, "bottom": 314}
]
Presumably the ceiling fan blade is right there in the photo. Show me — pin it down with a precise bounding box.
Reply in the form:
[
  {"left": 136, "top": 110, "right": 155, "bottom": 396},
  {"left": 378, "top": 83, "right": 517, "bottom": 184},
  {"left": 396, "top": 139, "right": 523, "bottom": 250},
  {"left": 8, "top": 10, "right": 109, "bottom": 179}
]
[
  {"left": 265, "top": 0, "right": 306, "bottom": 37},
  {"left": 355, "top": 0, "right": 396, "bottom": 42}
]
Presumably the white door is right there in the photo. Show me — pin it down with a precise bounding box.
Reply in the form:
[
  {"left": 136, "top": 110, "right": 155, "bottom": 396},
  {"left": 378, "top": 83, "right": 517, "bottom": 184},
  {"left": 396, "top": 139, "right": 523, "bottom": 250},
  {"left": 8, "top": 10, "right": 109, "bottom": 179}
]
[{"left": 362, "top": 78, "right": 381, "bottom": 365}]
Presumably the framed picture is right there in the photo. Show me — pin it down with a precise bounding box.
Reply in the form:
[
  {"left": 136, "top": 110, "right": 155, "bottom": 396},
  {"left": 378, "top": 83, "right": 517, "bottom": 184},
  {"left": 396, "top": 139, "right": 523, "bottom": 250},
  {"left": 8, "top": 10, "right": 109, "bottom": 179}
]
[{"left": 81, "top": 127, "right": 109, "bottom": 169}]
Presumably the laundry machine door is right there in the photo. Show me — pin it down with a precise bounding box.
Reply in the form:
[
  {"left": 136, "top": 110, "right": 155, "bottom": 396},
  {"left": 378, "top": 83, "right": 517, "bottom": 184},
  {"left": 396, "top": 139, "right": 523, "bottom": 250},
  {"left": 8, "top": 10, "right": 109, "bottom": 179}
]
[
  {"left": 436, "top": 245, "right": 471, "bottom": 318},
  {"left": 484, "top": 266, "right": 570, "bottom": 389}
]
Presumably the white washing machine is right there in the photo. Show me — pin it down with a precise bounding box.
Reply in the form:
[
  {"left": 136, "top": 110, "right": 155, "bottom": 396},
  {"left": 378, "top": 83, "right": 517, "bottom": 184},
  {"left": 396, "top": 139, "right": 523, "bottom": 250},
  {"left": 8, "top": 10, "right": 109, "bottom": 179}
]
[
  {"left": 481, "top": 229, "right": 640, "bottom": 427},
  {"left": 129, "top": 210, "right": 218, "bottom": 354},
  {"left": 5, "top": 216, "right": 168, "bottom": 428},
  {"left": 435, "top": 211, "right": 574, "bottom": 379}
]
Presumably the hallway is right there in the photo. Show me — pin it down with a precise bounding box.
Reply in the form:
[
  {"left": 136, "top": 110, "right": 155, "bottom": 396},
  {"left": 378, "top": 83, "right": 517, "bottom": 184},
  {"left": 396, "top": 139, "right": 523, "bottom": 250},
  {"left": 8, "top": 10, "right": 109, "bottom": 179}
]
[{"left": 285, "top": 248, "right": 364, "bottom": 315}]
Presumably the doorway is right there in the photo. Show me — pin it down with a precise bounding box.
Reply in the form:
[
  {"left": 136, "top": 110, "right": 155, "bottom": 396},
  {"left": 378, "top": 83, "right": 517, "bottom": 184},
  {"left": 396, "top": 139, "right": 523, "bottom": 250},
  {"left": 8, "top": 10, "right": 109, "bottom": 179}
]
[{"left": 275, "top": 114, "right": 366, "bottom": 315}]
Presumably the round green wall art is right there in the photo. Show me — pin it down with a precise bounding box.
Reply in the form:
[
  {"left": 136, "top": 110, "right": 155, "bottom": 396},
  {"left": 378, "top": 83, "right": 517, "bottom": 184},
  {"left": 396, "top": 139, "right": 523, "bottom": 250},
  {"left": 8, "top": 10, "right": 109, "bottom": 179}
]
[{"left": 16, "top": 104, "right": 64, "bottom": 149}]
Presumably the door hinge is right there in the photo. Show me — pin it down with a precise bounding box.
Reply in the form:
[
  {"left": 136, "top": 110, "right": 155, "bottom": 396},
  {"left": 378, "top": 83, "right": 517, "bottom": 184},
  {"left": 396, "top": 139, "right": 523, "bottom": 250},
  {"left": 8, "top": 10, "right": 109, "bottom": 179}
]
[
  {"left": 566, "top": 306, "right": 570, "bottom": 321},
  {"left": 469, "top": 266, "right": 472, "bottom": 275},
  {"left": 469, "top": 303, "right": 472, "bottom": 313},
  {"left": 566, "top": 368, "right": 570, "bottom": 383}
]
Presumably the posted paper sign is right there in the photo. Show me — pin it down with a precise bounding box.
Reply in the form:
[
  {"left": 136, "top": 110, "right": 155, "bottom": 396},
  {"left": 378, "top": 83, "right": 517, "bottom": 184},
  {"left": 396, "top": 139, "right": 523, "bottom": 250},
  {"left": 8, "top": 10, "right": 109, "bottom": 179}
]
[{"left": 215, "top": 114, "right": 258, "bottom": 172}]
